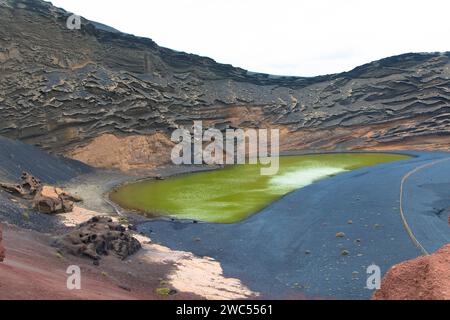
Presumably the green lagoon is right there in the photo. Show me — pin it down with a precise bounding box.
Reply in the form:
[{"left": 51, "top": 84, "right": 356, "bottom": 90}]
[{"left": 110, "top": 153, "right": 410, "bottom": 223}]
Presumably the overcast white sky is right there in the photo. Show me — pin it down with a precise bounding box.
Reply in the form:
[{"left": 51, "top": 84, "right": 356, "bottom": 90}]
[{"left": 50, "top": 0, "right": 449, "bottom": 76}]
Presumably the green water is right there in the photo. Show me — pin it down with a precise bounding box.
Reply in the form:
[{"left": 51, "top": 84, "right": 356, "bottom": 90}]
[{"left": 110, "top": 153, "right": 410, "bottom": 223}]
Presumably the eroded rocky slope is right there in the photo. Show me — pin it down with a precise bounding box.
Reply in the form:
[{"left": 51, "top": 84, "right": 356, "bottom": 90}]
[{"left": 0, "top": 0, "right": 449, "bottom": 170}]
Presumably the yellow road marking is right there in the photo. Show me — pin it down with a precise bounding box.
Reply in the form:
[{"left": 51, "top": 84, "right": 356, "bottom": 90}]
[{"left": 399, "top": 157, "right": 450, "bottom": 256}]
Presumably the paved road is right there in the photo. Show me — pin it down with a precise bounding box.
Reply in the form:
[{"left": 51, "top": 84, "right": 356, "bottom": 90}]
[{"left": 138, "top": 151, "right": 450, "bottom": 299}]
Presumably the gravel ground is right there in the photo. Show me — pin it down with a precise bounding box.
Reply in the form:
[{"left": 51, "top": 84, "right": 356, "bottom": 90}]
[{"left": 0, "top": 136, "right": 90, "bottom": 233}]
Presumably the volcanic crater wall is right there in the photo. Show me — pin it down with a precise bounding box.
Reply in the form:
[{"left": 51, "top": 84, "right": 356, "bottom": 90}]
[{"left": 0, "top": 0, "right": 449, "bottom": 170}]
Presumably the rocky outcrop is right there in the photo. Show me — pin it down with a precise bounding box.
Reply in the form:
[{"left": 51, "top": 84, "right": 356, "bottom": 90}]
[
  {"left": 0, "top": 0, "right": 448, "bottom": 170},
  {"left": 53, "top": 216, "right": 141, "bottom": 263},
  {"left": 0, "top": 172, "right": 42, "bottom": 198},
  {"left": 0, "top": 225, "right": 5, "bottom": 262},
  {"left": 0, "top": 171, "right": 81, "bottom": 214},
  {"left": 33, "top": 185, "right": 81, "bottom": 214},
  {"left": 373, "top": 244, "right": 450, "bottom": 300}
]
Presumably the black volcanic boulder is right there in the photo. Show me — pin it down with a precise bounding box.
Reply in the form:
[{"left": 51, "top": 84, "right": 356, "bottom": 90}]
[
  {"left": 20, "top": 172, "right": 41, "bottom": 195},
  {"left": 53, "top": 216, "right": 141, "bottom": 263}
]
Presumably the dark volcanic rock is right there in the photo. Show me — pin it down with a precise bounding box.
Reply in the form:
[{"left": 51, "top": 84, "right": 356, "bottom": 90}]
[
  {"left": 0, "top": 171, "right": 42, "bottom": 198},
  {"left": 0, "top": 0, "right": 448, "bottom": 168},
  {"left": 0, "top": 170, "right": 81, "bottom": 214},
  {"left": 53, "top": 216, "right": 141, "bottom": 262}
]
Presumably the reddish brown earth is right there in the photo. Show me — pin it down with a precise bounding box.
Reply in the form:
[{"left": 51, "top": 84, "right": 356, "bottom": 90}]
[
  {"left": 372, "top": 244, "right": 450, "bottom": 300},
  {"left": 0, "top": 225, "right": 5, "bottom": 262},
  {"left": 67, "top": 133, "right": 175, "bottom": 171},
  {"left": 0, "top": 223, "right": 199, "bottom": 300}
]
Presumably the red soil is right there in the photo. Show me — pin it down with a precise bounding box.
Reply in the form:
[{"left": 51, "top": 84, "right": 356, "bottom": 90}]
[
  {"left": 0, "top": 223, "right": 198, "bottom": 300},
  {"left": 373, "top": 243, "right": 450, "bottom": 300},
  {"left": 0, "top": 225, "right": 4, "bottom": 262}
]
